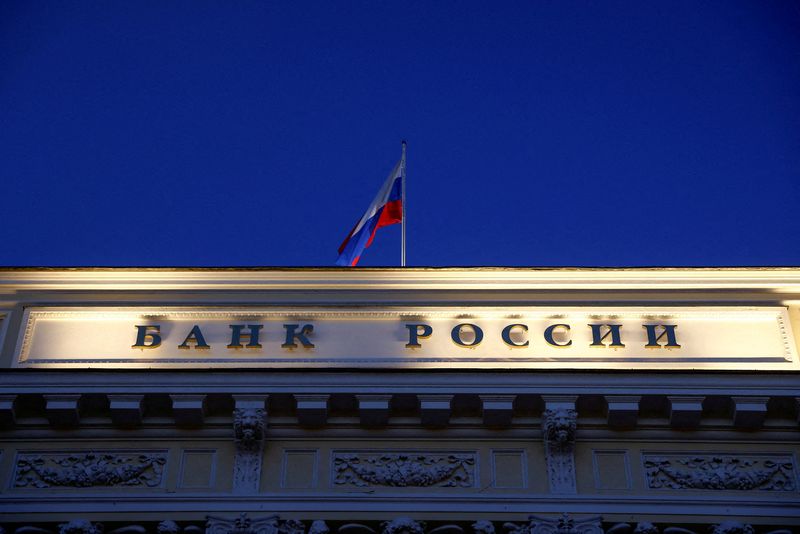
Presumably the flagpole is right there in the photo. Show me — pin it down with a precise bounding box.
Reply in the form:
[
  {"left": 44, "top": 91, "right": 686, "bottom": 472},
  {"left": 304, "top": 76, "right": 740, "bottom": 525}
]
[{"left": 401, "top": 140, "right": 407, "bottom": 267}]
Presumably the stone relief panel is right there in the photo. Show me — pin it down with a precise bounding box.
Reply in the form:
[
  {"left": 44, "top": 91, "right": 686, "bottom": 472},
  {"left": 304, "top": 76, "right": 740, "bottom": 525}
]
[
  {"left": 13, "top": 450, "right": 168, "bottom": 489},
  {"left": 643, "top": 453, "right": 797, "bottom": 491},
  {"left": 332, "top": 451, "right": 476, "bottom": 488}
]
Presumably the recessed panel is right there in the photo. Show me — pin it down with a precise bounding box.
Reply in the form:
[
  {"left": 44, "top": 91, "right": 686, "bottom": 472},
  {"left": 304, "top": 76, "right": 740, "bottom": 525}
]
[{"left": 178, "top": 449, "right": 217, "bottom": 489}]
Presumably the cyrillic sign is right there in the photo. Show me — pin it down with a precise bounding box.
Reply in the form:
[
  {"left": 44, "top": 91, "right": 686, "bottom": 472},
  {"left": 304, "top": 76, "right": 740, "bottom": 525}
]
[{"left": 12, "top": 307, "right": 799, "bottom": 370}]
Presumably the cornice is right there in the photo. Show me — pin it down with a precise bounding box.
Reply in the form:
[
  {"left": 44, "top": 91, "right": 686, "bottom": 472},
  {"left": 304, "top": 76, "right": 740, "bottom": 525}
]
[
  {"left": 1, "top": 370, "right": 798, "bottom": 395},
  {"left": 1, "top": 267, "right": 800, "bottom": 293}
]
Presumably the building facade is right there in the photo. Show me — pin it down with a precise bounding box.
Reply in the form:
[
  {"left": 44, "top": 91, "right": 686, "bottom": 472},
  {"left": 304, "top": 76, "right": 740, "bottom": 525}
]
[{"left": 0, "top": 268, "right": 798, "bottom": 534}]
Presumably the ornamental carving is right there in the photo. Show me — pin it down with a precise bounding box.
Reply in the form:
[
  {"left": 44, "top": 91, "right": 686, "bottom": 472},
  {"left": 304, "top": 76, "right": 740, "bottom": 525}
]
[
  {"left": 542, "top": 408, "right": 577, "bottom": 494},
  {"left": 234, "top": 408, "right": 266, "bottom": 450},
  {"left": 206, "top": 514, "right": 302, "bottom": 534},
  {"left": 0, "top": 519, "right": 795, "bottom": 534},
  {"left": 472, "top": 521, "right": 495, "bottom": 534},
  {"left": 380, "top": 519, "right": 425, "bottom": 534},
  {"left": 605, "top": 522, "right": 660, "bottom": 534},
  {"left": 233, "top": 407, "right": 267, "bottom": 494},
  {"left": 504, "top": 514, "right": 602, "bottom": 534},
  {"left": 333, "top": 452, "right": 475, "bottom": 488},
  {"left": 59, "top": 521, "right": 103, "bottom": 534},
  {"left": 308, "top": 522, "right": 329, "bottom": 534},
  {"left": 542, "top": 409, "right": 577, "bottom": 453},
  {"left": 157, "top": 522, "right": 180, "bottom": 534},
  {"left": 14, "top": 452, "right": 166, "bottom": 489},
  {"left": 709, "top": 523, "right": 755, "bottom": 534},
  {"left": 643, "top": 455, "right": 796, "bottom": 491},
  {"left": 631, "top": 524, "right": 658, "bottom": 534}
]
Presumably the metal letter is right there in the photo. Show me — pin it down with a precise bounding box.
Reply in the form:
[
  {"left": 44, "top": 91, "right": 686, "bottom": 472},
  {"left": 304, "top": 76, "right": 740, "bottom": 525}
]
[
  {"left": 643, "top": 324, "right": 680, "bottom": 348},
  {"left": 405, "top": 323, "right": 433, "bottom": 348},
  {"left": 544, "top": 324, "right": 572, "bottom": 347},
  {"left": 282, "top": 324, "right": 315, "bottom": 348},
  {"left": 228, "top": 324, "right": 264, "bottom": 348},
  {"left": 588, "top": 324, "right": 625, "bottom": 347},
  {"left": 178, "top": 325, "right": 210, "bottom": 349},
  {"left": 501, "top": 324, "right": 528, "bottom": 347},
  {"left": 451, "top": 323, "right": 483, "bottom": 347},
  {"left": 132, "top": 325, "right": 161, "bottom": 349}
]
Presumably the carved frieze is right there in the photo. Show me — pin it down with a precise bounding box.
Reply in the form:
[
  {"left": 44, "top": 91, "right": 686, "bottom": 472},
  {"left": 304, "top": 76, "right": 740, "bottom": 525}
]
[
  {"left": 333, "top": 452, "right": 475, "bottom": 488},
  {"left": 643, "top": 454, "right": 796, "bottom": 491},
  {"left": 14, "top": 451, "right": 167, "bottom": 489}
]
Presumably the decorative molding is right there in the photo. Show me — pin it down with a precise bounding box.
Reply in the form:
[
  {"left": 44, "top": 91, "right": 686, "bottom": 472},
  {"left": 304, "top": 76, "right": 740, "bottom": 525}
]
[
  {"left": 14, "top": 451, "right": 167, "bottom": 489},
  {"left": 643, "top": 454, "right": 796, "bottom": 491},
  {"left": 232, "top": 407, "right": 267, "bottom": 494},
  {"left": 333, "top": 452, "right": 475, "bottom": 488},
  {"left": 5, "top": 267, "right": 800, "bottom": 292},
  {"left": 504, "top": 514, "right": 602, "bottom": 534},
  {"left": 206, "top": 514, "right": 303, "bottom": 534},
  {"left": 542, "top": 406, "right": 577, "bottom": 494}
]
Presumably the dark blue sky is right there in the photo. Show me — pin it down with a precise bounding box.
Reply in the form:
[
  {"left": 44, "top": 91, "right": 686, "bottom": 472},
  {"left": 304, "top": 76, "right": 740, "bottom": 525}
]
[{"left": 2, "top": 2, "right": 799, "bottom": 267}]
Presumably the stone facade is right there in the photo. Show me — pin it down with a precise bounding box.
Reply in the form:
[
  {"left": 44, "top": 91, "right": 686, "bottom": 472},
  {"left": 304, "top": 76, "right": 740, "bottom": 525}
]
[{"left": 0, "top": 268, "right": 798, "bottom": 531}]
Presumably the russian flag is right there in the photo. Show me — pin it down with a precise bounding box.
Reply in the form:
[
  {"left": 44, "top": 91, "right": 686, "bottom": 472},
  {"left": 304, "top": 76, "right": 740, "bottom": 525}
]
[{"left": 336, "top": 160, "right": 403, "bottom": 266}]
